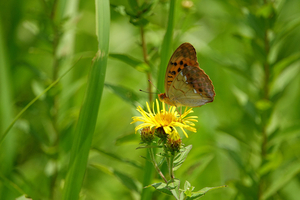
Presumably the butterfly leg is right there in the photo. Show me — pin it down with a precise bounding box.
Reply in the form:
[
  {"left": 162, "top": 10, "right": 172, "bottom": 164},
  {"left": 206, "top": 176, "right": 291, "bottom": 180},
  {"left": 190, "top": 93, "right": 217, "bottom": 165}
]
[{"left": 175, "top": 106, "right": 182, "bottom": 119}]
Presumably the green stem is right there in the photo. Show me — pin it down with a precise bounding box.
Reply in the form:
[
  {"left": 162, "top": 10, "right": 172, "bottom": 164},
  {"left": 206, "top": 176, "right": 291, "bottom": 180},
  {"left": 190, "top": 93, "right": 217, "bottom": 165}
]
[
  {"left": 169, "top": 154, "right": 175, "bottom": 180},
  {"left": 259, "top": 2, "right": 271, "bottom": 199},
  {"left": 148, "top": 148, "right": 167, "bottom": 183}
]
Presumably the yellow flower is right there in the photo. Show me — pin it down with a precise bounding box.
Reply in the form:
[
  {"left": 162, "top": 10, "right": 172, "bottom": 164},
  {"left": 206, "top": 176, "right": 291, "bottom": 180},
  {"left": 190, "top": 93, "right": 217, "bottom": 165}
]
[{"left": 131, "top": 99, "right": 198, "bottom": 138}]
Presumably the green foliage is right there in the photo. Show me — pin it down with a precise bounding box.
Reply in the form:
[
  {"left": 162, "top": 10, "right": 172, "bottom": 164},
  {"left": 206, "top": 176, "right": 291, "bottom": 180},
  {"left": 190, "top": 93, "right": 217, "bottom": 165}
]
[{"left": 0, "top": 0, "right": 300, "bottom": 199}]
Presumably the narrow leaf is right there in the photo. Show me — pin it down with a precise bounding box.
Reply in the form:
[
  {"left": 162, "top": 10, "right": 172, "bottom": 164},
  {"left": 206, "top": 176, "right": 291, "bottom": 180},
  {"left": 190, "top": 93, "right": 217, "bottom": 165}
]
[
  {"left": 115, "top": 132, "right": 140, "bottom": 146},
  {"left": 262, "top": 161, "right": 300, "bottom": 199},
  {"left": 186, "top": 185, "right": 227, "bottom": 200},
  {"left": 92, "top": 147, "right": 142, "bottom": 169},
  {"left": 149, "top": 179, "right": 180, "bottom": 197},
  {"left": 173, "top": 145, "right": 192, "bottom": 171},
  {"left": 149, "top": 182, "right": 173, "bottom": 196},
  {"left": 105, "top": 83, "right": 141, "bottom": 107},
  {"left": 92, "top": 164, "right": 142, "bottom": 193},
  {"left": 109, "top": 53, "right": 150, "bottom": 72}
]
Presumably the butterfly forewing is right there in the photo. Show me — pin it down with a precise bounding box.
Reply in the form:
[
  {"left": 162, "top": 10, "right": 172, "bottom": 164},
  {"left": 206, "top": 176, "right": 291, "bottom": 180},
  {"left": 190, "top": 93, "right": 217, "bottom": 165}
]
[{"left": 165, "top": 43, "right": 198, "bottom": 96}]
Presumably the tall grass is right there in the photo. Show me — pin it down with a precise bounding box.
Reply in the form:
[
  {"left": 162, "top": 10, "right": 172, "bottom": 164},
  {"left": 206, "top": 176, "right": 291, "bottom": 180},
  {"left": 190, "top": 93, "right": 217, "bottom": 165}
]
[{"left": 62, "top": 0, "right": 110, "bottom": 199}]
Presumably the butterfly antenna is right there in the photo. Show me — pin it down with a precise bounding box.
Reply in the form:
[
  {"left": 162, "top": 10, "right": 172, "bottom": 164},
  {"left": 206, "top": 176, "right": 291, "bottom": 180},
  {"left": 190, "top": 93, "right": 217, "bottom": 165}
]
[
  {"left": 148, "top": 79, "right": 162, "bottom": 94},
  {"left": 139, "top": 89, "right": 158, "bottom": 94}
]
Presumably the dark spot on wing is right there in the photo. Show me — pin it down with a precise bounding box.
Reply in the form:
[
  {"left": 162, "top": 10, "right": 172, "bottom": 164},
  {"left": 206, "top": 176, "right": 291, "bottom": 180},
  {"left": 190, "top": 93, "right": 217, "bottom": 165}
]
[
  {"left": 184, "top": 63, "right": 188, "bottom": 67},
  {"left": 174, "top": 62, "right": 177, "bottom": 66},
  {"left": 177, "top": 68, "right": 182, "bottom": 72},
  {"left": 180, "top": 60, "right": 183, "bottom": 65},
  {"left": 171, "top": 71, "right": 176, "bottom": 75}
]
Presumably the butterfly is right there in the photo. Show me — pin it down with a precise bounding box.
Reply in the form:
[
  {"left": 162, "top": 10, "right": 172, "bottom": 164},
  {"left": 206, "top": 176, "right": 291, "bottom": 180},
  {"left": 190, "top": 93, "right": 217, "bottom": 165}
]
[{"left": 158, "top": 43, "right": 215, "bottom": 107}]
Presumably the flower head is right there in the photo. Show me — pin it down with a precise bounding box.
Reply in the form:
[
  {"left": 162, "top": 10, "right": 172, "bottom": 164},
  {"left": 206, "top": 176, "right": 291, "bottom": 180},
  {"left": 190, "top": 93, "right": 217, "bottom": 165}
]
[
  {"left": 140, "top": 127, "right": 155, "bottom": 144},
  {"left": 131, "top": 99, "right": 198, "bottom": 138},
  {"left": 166, "top": 130, "right": 182, "bottom": 154}
]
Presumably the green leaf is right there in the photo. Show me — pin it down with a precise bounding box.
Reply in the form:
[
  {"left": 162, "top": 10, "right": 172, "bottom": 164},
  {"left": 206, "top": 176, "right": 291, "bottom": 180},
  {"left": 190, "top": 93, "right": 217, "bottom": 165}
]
[
  {"left": 109, "top": 53, "right": 150, "bottom": 73},
  {"left": 111, "top": 5, "right": 127, "bottom": 16},
  {"left": 183, "top": 154, "right": 214, "bottom": 182},
  {"left": 186, "top": 185, "right": 227, "bottom": 200},
  {"left": 127, "top": 0, "right": 139, "bottom": 11},
  {"left": 130, "top": 17, "right": 149, "bottom": 26},
  {"left": 274, "top": 17, "right": 300, "bottom": 44},
  {"left": 184, "top": 180, "right": 192, "bottom": 191},
  {"left": 256, "top": 3, "right": 275, "bottom": 19},
  {"left": 259, "top": 152, "right": 282, "bottom": 176},
  {"left": 16, "top": 195, "right": 32, "bottom": 200},
  {"left": 217, "top": 125, "right": 247, "bottom": 144},
  {"left": 148, "top": 182, "right": 173, "bottom": 196},
  {"left": 169, "top": 179, "right": 181, "bottom": 200},
  {"left": 262, "top": 160, "right": 300, "bottom": 199},
  {"left": 92, "top": 147, "right": 142, "bottom": 169},
  {"left": 183, "top": 181, "right": 194, "bottom": 197},
  {"left": 31, "top": 80, "right": 46, "bottom": 100},
  {"left": 173, "top": 145, "right": 192, "bottom": 171},
  {"left": 105, "top": 83, "right": 141, "bottom": 107},
  {"left": 115, "top": 132, "right": 140, "bottom": 146},
  {"left": 270, "top": 61, "right": 300, "bottom": 98},
  {"left": 0, "top": 172, "right": 25, "bottom": 197},
  {"left": 148, "top": 179, "right": 180, "bottom": 197},
  {"left": 272, "top": 52, "right": 300, "bottom": 79},
  {"left": 269, "top": 122, "right": 300, "bottom": 147},
  {"left": 92, "top": 163, "right": 142, "bottom": 193},
  {"left": 224, "top": 148, "right": 256, "bottom": 182}
]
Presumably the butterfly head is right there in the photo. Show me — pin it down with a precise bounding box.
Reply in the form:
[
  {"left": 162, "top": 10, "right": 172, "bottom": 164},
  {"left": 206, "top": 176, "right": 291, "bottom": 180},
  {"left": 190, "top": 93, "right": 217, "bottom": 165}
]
[
  {"left": 158, "top": 93, "right": 177, "bottom": 107},
  {"left": 158, "top": 93, "right": 166, "bottom": 102}
]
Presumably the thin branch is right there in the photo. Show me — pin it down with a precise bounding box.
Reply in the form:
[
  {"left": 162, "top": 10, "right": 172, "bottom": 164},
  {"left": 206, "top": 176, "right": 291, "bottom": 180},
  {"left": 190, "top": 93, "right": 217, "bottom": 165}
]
[
  {"left": 148, "top": 148, "right": 167, "bottom": 183},
  {"left": 140, "top": 26, "right": 153, "bottom": 103}
]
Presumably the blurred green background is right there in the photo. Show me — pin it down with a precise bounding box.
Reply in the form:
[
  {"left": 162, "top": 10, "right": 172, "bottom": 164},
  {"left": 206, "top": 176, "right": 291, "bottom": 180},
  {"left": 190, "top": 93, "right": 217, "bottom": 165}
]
[{"left": 1, "top": 0, "right": 300, "bottom": 199}]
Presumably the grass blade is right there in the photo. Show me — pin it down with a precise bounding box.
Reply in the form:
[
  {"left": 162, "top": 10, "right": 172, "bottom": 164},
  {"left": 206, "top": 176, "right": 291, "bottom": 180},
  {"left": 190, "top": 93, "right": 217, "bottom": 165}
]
[
  {"left": 62, "top": 0, "right": 110, "bottom": 199},
  {"left": 156, "top": 0, "right": 176, "bottom": 92}
]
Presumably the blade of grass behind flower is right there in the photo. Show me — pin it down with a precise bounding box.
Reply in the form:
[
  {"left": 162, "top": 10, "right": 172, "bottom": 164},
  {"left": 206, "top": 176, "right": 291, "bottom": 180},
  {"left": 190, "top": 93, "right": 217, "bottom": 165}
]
[
  {"left": 156, "top": 0, "right": 176, "bottom": 92},
  {"left": 0, "top": 21, "right": 17, "bottom": 199},
  {"left": 62, "top": 0, "right": 110, "bottom": 199}
]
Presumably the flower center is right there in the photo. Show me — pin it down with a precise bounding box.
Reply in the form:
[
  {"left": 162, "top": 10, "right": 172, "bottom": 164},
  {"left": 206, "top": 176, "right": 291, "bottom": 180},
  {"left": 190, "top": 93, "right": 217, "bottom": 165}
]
[{"left": 154, "top": 112, "right": 177, "bottom": 126}]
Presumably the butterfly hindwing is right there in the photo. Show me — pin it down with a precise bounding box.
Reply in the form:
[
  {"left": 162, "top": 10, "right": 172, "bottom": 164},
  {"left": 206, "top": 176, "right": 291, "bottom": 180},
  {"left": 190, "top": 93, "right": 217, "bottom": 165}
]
[{"left": 168, "top": 66, "right": 214, "bottom": 107}]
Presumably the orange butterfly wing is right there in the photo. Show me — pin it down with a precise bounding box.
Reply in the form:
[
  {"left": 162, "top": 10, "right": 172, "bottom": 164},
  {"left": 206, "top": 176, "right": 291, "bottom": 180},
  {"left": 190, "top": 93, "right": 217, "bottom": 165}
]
[
  {"left": 164, "top": 43, "right": 199, "bottom": 96},
  {"left": 158, "top": 43, "right": 215, "bottom": 107}
]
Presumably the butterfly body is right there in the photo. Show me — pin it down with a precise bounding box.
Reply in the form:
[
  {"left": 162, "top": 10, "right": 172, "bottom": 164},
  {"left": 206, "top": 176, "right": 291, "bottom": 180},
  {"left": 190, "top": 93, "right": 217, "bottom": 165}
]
[{"left": 158, "top": 43, "right": 215, "bottom": 107}]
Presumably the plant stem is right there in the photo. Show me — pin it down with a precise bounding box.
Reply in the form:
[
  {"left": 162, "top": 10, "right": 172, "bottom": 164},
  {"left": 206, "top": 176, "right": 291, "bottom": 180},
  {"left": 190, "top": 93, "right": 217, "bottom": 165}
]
[
  {"left": 140, "top": 26, "right": 152, "bottom": 103},
  {"left": 259, "top": 4, "right": 271, "bottom": 199},
  {"left": 148, "top": 148, "right": 167, "bottom": 183},
  {"left": 49, "top": 1, "right": 60, "bottom": 198},
  {"left": 169, "top": 154, "right": 175, "bottom": 180}
]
